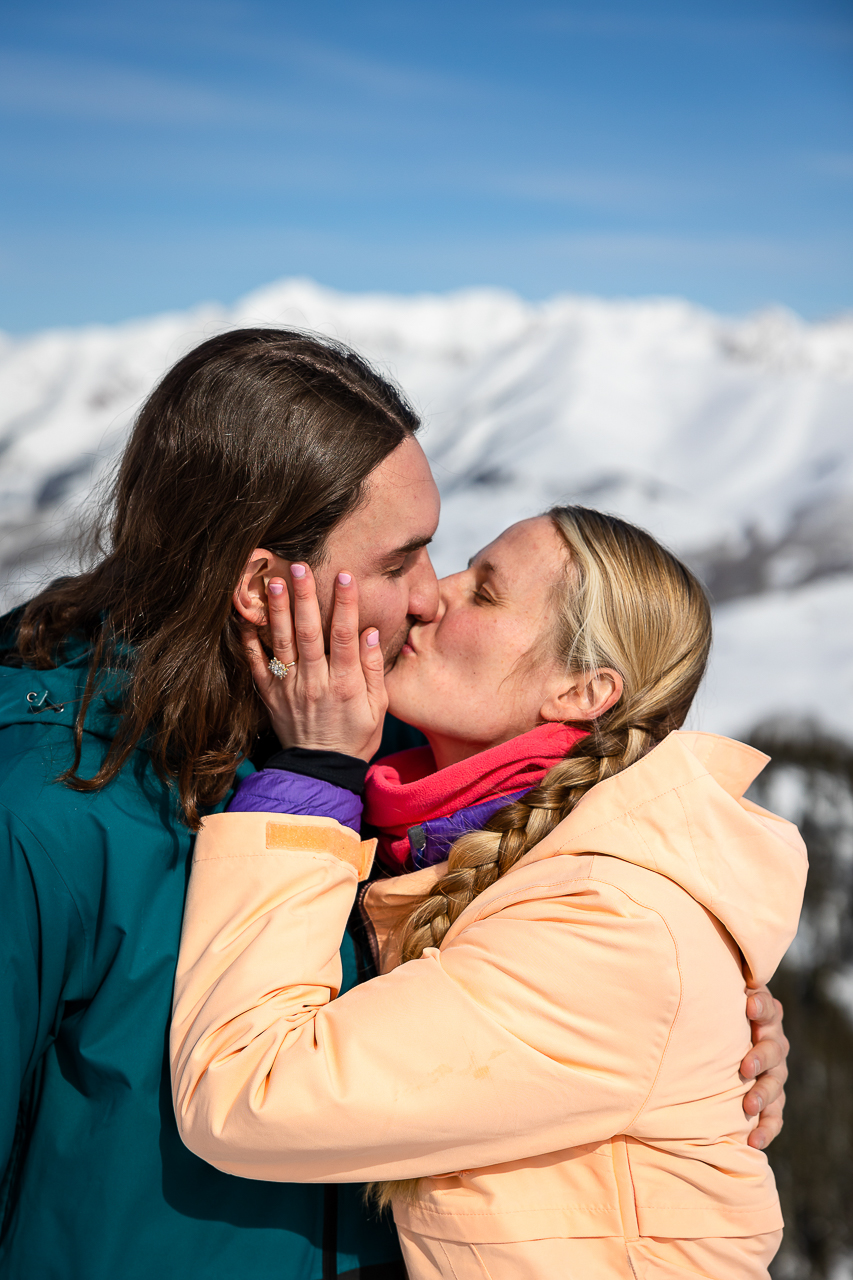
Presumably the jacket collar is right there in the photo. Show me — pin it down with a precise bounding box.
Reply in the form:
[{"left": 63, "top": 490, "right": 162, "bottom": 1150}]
[{"left": 364, "top": 732, "right": 807, "bottom": 987}]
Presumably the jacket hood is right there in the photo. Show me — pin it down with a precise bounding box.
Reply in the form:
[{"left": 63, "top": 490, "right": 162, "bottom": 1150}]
[{"left": 507, "top": 730, "right": 807, "bottom": 986}]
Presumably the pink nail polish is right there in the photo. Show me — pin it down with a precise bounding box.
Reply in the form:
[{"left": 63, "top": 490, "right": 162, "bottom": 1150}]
[
  {"left": 268, "top": 582, "right": 285, "bottom": 596},
  {"left": 337, "top": 572, "right": 352, "bottom": 586},
  {"left": 290, "top": 564, "right": 306, "bottom": 579},
  {"left": 366, "top": 630, "right": 380, "bottom": 647}
]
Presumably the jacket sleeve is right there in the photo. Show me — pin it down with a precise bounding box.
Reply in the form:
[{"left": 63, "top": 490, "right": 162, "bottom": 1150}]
[
  {"left": 228, "top": 768, "right": 363, "bottom": 831},
  {"left": 171, "top": 811, "right": 681, "bottom": 1184},
  {"left": 0, "top": 803, "right": 82, "bottom": 1174}
]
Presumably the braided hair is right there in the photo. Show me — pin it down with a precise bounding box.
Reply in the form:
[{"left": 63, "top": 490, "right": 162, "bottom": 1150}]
[{"left": 369, "top": 505, "right": 712, "bottom": 1210}]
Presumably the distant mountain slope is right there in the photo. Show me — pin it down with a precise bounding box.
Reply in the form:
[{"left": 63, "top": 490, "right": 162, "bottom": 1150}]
[{"left": 2, "top": 278, "right": 851, "bottom": 741}]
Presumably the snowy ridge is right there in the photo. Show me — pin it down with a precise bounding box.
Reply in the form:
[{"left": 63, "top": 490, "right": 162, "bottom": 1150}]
[{"left": 1, "top": 277, "right": 851, "bottom": 742}]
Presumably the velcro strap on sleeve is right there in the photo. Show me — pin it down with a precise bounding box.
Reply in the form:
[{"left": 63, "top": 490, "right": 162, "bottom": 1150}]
[{"left": 266, "top": 820, "right": 376, "bottom": 881}]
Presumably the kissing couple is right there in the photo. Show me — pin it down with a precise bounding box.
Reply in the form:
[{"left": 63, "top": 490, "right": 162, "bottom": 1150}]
[{"left": 2, "top": 329, "right": 801, "bottom": 1280}]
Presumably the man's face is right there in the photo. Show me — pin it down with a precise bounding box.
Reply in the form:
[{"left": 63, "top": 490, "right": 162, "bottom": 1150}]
[{"left": 313, "top": 435, "right": 441, "bottom": 668}]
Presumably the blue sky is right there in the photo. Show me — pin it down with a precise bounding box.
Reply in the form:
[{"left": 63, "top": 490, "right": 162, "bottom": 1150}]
[{"left": 2, "top": 0, "right": 851, "bottom": 331}]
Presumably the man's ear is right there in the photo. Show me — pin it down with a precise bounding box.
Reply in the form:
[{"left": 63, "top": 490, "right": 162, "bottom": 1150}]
[
  {"left": 233, "top": 548, "right": 290, "bottom": 626},
  {"left": 540, "top": 668, "right": 624, "bottom": 724}
]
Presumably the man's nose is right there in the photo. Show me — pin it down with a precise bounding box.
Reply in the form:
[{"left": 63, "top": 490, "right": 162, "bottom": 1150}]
[{"left": 407, "top": 549, "right": 440, "bottom": 623}]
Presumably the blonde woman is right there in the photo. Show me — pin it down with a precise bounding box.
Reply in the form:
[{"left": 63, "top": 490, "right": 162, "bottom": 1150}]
[{"left": 171, "top": 507, "right": 805, "bottom": 1280}]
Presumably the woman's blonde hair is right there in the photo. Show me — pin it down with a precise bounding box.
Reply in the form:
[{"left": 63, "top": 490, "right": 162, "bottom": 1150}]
[{"left": 369, "top": 505, "right": 712, "bottom": 1210}]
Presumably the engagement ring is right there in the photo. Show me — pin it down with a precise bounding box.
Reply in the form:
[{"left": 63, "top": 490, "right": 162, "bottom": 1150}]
[{"left": 269, "top": 656, "right": 297, "bottom": 679}]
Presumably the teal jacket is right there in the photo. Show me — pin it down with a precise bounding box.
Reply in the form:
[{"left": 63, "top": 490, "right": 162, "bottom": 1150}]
[{"left": 0, "top": 619, "right": 403, "bottom": 1280}]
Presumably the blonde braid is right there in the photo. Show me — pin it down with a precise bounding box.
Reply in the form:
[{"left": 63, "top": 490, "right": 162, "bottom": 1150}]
[
  {"left": 398, "top": 718, "right": 658, "bottom": 964},
  {"left": 368, "top": 506, "right": 711, "bottom": 1212}
]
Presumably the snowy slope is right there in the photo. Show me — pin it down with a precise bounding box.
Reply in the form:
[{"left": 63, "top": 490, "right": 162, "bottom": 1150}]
[{"left": 1, "top": 277, "right": 852, "bottom": 742}]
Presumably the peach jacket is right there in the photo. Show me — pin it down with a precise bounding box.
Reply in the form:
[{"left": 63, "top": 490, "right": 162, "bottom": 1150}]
[{"left": 171, "top": 733, "right": 806, "bottom": 1271}]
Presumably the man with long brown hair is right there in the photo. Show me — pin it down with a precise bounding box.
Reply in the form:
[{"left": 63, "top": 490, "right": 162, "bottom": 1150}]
[
  {"left": 0, "top": 329, "right": 440, "bottom": 1280},
  {"left": 0, "top": 328, "right": 786, "bottom": 1280}
]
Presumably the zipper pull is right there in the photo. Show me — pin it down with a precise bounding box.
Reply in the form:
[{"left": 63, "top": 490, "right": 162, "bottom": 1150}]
[{"left": 408, "top": 824, "right": 427, "bottom": 858}]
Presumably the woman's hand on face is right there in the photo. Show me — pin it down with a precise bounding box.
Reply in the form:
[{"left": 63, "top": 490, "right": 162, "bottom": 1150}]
[{"left": 243, "top": 565, "right": 388, "bottom": 762}]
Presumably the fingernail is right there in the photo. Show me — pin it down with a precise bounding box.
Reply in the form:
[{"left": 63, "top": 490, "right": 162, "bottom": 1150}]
[
  {"left": 753, "top": 1133, "right": 766, "bottom": 1149},
  {"left": 751, "top": 1057, "right": 761, "bottom": 1077},
  {"left": 290, "top": 564, "right": 306, "bottom": 579},
  {"left": 268, "top": 581, "right": 285, "bottom": 596},
  {"left": 337, "top": 572, "right": 352, "bottom": 586},
  {"left": 753, "top": 1094, "right": 764, "bottom": 1111},
  {"left": 751, "top": 996, "right": 763, "bottom": 1017},
  {"left": 366, "top": 630, "right": 380, "bottom": 647}
]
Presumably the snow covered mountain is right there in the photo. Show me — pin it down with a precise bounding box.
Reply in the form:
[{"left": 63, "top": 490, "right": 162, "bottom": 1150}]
[{"left": 1, "top": 277, "right": 851, "bottom": 743}]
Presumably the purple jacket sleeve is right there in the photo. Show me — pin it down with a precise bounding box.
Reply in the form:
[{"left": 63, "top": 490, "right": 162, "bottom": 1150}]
[{"left": 227, "top": 769, "right": 363, "bottom": 833}]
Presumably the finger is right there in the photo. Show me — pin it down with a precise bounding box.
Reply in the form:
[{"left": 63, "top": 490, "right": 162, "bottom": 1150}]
[
  {"left": 360, "top": 627, "right": 389, "bottom": 716},
  {"left": 743, "top": 1068, "right": 784, "bottom": 1117},
  {"left": 358, "top": 628, "right": 389, "bottom": 759},
  {"left": 289, "top": 563, "right": 326, "bottom": 671},
  {"left": 242, "top": 624, "right": 274, "bottom": 691},
  {"left": 328, "top": 572, "right": 362, "bottom": 680},
  {"left": 739, "top": 1037, "right": 785, "bottom": 1082},
  {"left": 746, "top": 988, "right": 783, "bottom": 1028},
  {"left": 748, "top": 1091, "right": 785, "bottom": 1150},
  {"left": 266, "top": 577, "right": 296, "bottom": 664}
]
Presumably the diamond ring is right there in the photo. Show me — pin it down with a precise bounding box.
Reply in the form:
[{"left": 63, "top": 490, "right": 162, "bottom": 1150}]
[{"left": 269, "top": 657, "right": 297, "bottom": 679}]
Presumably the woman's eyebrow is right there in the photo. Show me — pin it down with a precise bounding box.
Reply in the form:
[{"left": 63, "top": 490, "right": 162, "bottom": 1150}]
[{"left": 467, "top": 556, "right": 503, "bottom": 583}]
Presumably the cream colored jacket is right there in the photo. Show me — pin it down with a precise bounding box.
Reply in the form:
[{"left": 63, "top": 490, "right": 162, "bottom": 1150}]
[{"left": 171, "top": 733, "right": 806, "bottom": 1276}]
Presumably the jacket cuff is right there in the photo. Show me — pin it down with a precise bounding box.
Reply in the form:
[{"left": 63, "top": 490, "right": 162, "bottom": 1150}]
[
  {"left": 228, "top": 769, "right": 363, "bottom": 833},
  {"left": 265, "top": 747, "right": 369, "bottom": 795}
]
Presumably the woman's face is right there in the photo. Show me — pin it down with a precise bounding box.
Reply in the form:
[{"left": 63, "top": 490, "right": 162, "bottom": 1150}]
[{"left": 385, "top": 516, "right": 571, "bottom": 769}]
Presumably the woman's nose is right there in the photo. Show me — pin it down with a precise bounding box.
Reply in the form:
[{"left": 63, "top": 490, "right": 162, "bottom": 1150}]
[{"left": 437, "top": 570, "right": 466, "bottom": 613}]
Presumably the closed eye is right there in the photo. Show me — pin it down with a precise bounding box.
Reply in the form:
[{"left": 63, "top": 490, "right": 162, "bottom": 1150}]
[{"left": 382, "top": 537, "right": 433, "bottom": 580}]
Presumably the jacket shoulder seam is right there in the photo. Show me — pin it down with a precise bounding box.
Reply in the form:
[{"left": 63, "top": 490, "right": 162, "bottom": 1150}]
[
  {"left": 674, "top": 786, "right": 717, "bottom": 907},
  {"left": 461, "top": 855, "right": 665, "bottom": 923},
  {"left": 461, "top": 866, "right": 594, "bottom": 922},
  {"left": 601, "top": 878, "right": 683, "bottom": 1128},
  {"left": 626, "top": 810, "right": 659, "bottom": 872},
  {"left": 545, "top": 774, "right": 708, "bottom": 849},
  {"left": 0, "top": 795, "right": 90, "bottom": 965}
]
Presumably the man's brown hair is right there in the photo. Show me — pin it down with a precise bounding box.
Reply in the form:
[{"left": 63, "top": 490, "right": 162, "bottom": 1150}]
[{"left": 15, "top": 328, "right": 419, "bottom": 827}]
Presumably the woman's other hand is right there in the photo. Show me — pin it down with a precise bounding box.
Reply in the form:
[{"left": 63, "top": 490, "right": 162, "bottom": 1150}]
[
  {"left": 740, "top": 987, "right": 789, "bottom": 1149},
  {"left": 243, "top": 565, "right": 388, "bottom": 762}
]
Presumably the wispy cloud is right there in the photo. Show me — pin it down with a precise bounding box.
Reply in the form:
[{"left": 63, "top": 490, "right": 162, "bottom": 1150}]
[
  {"left": 194, "top": 29, "right": 481, "bottom": 104},
  {"left": 0, "top": 36, "right": 481, "bottom": 134},
  {"left": 454, "top": 165, "right": 691, "bottom": 212},
  {"left": 13, "top": 0, "right": 484, "bottom": 106},
  {"left": 527, "top": 8, "right": 853, "bottom": 47},
  {"left": 1, "top": 0, "right": 848, "bottom": 325},
  {"left": 0, "top": 120, "right": 698, "bottom": 217},
  {"left": 531, "top": 230, "right": 840, "bottom": 271},
  {"left": 0, "top": 48, "right": 251, "bottom": 127}
]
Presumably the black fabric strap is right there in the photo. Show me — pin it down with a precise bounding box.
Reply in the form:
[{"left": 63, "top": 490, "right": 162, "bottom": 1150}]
[{"left": 264, "top": 747, "right": 368, "bottom": 795}]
